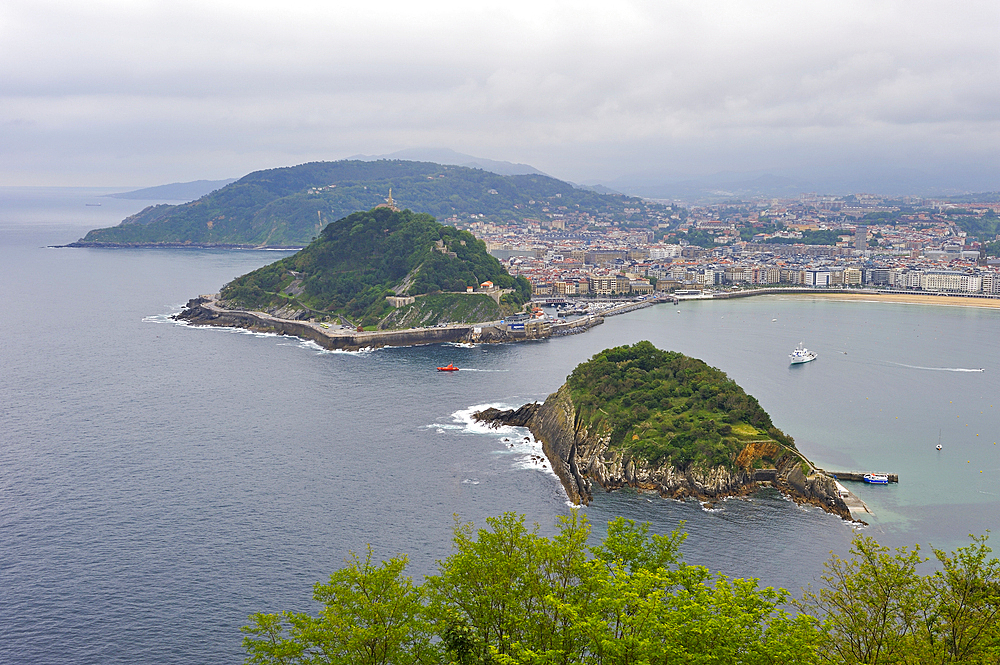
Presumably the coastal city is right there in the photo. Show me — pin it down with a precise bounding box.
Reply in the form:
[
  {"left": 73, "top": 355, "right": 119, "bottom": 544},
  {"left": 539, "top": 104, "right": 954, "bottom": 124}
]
[{"left": 446, "top": 194, "right": 1000, "bottom": 298}]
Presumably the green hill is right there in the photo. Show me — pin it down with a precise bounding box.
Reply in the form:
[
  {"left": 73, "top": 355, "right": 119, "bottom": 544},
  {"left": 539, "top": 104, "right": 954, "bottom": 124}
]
[
  {"left": 219, "top": 207, "right": 531, "bottom": 327},
  {"left": 567, "top": 341, "right": 797, "bottom": 471},
  {"left": 75, "top": 160, "right": 672, "bottom": 247}
]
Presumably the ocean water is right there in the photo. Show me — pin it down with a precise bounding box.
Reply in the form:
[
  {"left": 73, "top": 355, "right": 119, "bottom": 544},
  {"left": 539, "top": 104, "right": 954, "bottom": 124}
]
[{"left": 2, "top": 188, "right": 999, "bottom": 664}]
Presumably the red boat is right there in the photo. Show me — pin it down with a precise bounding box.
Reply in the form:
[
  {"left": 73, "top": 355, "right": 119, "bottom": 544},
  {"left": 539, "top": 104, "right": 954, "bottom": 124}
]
[{"left": 437, "top": 363, "right": 459, "bottom": 372}]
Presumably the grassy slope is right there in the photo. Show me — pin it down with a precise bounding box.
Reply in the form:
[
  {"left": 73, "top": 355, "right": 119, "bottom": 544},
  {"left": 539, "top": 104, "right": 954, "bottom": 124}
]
[
  {"left": 378, "top": 293, "right": 503, "bottom": 330},
  {"left": 567, "top": 341, "right": 797, "bottom": 471}
]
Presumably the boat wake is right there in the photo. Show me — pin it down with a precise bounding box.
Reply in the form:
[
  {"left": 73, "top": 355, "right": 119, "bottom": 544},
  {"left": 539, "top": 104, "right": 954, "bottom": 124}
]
[{"left": 888, "top": 362, "right": 985, "bottom": 373}]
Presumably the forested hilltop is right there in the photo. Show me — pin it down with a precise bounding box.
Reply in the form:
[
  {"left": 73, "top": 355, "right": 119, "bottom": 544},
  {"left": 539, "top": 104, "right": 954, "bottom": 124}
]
[
  {"left": 567, "top": 341, "right": 796, "bottom": 471},
  {"left": 219, "top": 207, "right": 531, "bottom": 328},
  {"left": 74, "top": 159, "right": 666, "bottom": 247}
]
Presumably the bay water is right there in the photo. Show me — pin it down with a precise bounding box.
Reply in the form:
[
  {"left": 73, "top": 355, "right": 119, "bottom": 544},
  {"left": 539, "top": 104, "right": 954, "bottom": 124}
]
[{"left": 2, "top": 188, "right": 999, "bottom": 664}]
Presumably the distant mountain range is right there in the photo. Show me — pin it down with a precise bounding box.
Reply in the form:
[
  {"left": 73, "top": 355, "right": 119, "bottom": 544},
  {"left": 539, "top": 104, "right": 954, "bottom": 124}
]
[
  {"left": 348, "top": 148, "right": 547, "bottom": 177},
  {"left": 99, "top": 150, "right": 998, "bottom": 215},
  {"left": 107, "top": 179, "right": 237, "bottom": 202},
  {"left": 598, "top": 173, "right": 815, "bottom": 202},
  {"left": 74, "top": 159, "right": 666, "bottom": 248},
  {"left": 597, "top": 166, "right": 1000, "bottom": 201}
]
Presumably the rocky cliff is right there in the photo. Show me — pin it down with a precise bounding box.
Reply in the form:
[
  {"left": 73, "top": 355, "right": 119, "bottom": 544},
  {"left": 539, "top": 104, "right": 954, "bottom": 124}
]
[{"left": 475, "top": 384, "right": 853, "bottom": 521}]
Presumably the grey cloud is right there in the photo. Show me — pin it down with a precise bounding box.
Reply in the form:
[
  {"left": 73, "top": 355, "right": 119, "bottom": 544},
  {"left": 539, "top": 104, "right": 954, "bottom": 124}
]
[{"left": 1, "top": 0, "right": 997, "bottom": 189}]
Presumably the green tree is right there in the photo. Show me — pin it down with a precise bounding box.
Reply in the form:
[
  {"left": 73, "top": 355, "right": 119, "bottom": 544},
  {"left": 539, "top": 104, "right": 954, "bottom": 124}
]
[
  {"left": 243, "top": 513, "right": 824, "bottom": 665},
  {"left": 915, "top": 533, "right": 1000, "bottom": 662},
  {"left": 242, "top": 546, "right": 437, "bottom": 665},
  {"left": 797, "top": 534, "right": 926, "bottom": 664},
  {"left": 425, "top": 511, "right": 592, "bottom": 664},
  {"left": 571, "top": 518, "right": 820, "bottom": 665}
]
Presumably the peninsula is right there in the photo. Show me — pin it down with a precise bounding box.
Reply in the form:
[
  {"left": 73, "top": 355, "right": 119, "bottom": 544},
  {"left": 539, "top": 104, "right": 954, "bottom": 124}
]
[
  {"left": 174, "top": 207, "right": 544, "bottom": 342},
  {"left": 475, "top": 341, "right": 854, "bottom": 520}
]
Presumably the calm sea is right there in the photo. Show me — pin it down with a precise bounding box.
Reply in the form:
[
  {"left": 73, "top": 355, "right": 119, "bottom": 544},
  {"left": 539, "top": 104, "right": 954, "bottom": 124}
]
[{"left": 2, "top": 188, "right": 999, "bottom": 664}]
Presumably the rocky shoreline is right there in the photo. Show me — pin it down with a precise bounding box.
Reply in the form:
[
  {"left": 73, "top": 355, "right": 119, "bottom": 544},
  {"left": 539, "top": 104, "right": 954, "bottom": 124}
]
[
  {"left": 173, "top": 295, "right": 561, "bottom": 351},
  {"left": 474, "top": 384, "right": 856, "bottom": 522}
]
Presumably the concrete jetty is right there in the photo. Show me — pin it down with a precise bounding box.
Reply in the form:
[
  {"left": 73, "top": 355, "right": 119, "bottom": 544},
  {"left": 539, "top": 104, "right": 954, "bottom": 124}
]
[
  {"left": 828, "top": 471, "right": 899, "bottom": 483},
  {"left": 833, "top": 480, "right": 874, "bottom": 521}
]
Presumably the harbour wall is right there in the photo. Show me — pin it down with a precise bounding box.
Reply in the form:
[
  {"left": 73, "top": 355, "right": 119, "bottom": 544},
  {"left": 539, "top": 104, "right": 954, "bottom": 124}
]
[{"left": 175, "top": 296, "right": 558, "bottom": 351}]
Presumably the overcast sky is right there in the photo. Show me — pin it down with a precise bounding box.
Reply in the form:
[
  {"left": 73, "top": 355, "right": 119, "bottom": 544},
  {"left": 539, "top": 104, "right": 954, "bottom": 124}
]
[{"left": 2, "top": 0, "right": 998, "bottom": 191}]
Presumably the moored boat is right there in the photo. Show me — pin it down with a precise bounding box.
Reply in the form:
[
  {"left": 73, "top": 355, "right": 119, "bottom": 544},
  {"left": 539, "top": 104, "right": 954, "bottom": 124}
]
[
  {"left": 789, "top": 343, "right": 817, "bottom": 365},
  {"left": 863, "top": 473, "right": 889, "bottom": 484}
]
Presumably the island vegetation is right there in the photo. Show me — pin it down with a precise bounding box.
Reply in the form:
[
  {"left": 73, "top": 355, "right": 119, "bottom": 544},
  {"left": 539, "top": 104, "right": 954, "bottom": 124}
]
[
  {"left": 219, "top": 207, "right": 531, "bottom": 329},
  {"left": 74, "top": 159, "right": 673, "bottom": 247},
  {"left": 474, "top": 342, "right": 845, "bottom": 515},
  {"left": 243, "top": 511, "right": 1000, "bottom": 664},
  {"left": 566, "top": 341, "right": 796, "bottom": 473}
]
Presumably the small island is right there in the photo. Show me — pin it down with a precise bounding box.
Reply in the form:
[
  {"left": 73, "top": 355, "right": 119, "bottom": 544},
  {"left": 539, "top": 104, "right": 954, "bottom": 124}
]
[{"left": 475, "top": 341, "right": 854, "bottom": 520}]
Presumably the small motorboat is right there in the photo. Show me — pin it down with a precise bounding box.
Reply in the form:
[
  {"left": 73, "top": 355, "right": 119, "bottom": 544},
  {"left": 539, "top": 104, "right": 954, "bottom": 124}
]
[
  {"left": 863, "top": 473, "right": 889, "bottom": 484},
  {"left": 437, "top": 363, "right": 459, "bottom": 372}
]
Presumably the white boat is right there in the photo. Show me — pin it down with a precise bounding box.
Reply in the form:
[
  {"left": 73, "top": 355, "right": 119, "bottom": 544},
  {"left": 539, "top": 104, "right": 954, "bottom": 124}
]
[
  {"left": 863, "top": 473, "right": 889, "bottom": 484},
  {"left": 789, "top": 343, "right": 817, "bottom": 365}
]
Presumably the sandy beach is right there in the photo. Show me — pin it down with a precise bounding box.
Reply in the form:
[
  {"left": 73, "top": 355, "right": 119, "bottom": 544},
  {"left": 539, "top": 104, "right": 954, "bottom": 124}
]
[{"left": 780, "top": 290, "right": 1000, "bottom": 309}]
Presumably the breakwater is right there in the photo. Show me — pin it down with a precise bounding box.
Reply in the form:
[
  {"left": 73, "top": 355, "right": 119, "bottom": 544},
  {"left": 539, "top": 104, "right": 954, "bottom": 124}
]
[
  {"left": 600, "top": 300, "right": 653, "bottom": 316},
  {"left": 551, "top": 315, "right": 604, "bottom": 336},
  {"left": 827, "top": 471, "right": 899, "bottom": 483}
]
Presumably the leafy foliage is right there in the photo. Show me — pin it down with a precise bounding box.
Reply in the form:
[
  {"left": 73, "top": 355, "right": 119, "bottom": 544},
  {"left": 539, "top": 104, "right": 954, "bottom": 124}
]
[
  {"left": 244, "top": 512, "right": 822, "bottom": 665},
  {"left": 77, "top": 160, "right": 670, "bottom": 246},
  {"left": 798, "top": 534, "right": 926, "bottom": 664},
  {"left": 219, "top": 207, "right": 529, "bottom": 326},
  {"left": 952, "top": 211, "right": 1000, "bottom": 246},
  {"left": 566, "top": 341, "right": 795, "bottom": 470},
  {"left": 243, "top": 547, "right": 436, "bottom": 665},
  {"left": 798, "top": 532, "right": 1000, "bottom": 664},
  {"left": 677, "top": 228, "right": 721, "bottom": 248},
  {"left": 243, "top": 512, "right": 1000, "bottom": 665}
]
